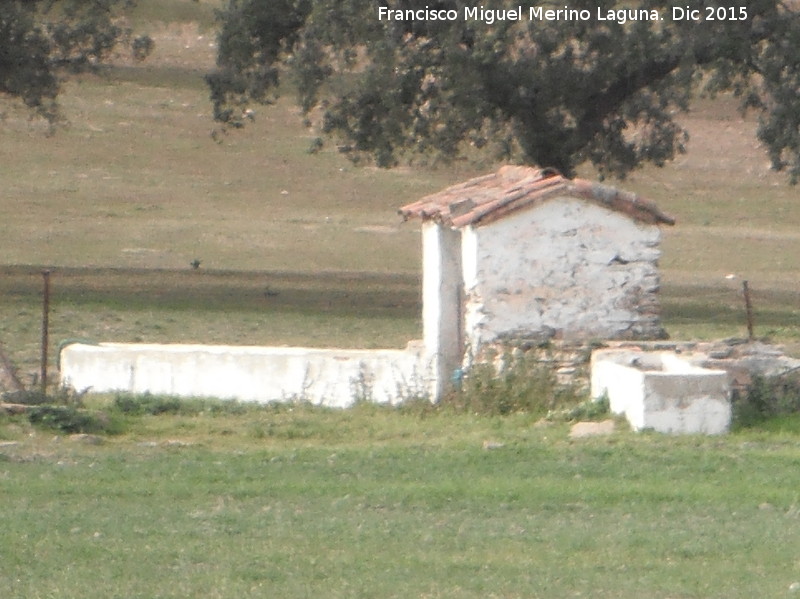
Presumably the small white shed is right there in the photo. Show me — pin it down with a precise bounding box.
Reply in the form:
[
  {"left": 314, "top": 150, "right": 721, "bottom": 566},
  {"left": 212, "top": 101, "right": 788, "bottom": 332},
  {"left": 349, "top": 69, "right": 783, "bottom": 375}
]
[
  {"left": 400, "top": 165, "right": 675, "bottom": 398},
  {"left": 60, "top": 165, "right": 676, "bottom": 407}
]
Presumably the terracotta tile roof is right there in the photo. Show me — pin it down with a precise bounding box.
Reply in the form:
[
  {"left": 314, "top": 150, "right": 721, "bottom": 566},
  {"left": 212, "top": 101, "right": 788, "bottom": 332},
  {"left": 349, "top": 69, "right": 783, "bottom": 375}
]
[{"left": 399, "top": 165, "right": 675, "bottom": 228}]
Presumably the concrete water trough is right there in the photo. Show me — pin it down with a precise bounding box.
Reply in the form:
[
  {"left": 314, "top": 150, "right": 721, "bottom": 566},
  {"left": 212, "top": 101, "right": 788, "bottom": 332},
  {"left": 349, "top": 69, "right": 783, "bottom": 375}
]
[
  {"left": 59, "top": 342, "right": 431, "bottom": 408},
  {"left": 591, "top": 349, "right": 731, "bottom": 434}
]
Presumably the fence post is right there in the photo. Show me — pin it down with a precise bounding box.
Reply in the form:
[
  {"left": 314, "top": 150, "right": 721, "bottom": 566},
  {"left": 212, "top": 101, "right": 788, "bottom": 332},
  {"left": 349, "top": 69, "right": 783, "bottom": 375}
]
[
  {"left": 40, "top": 269, "right": 51, "bottom": 396},
  {"left": 742, "top": 280, "right": 754, "bottom": 341}
]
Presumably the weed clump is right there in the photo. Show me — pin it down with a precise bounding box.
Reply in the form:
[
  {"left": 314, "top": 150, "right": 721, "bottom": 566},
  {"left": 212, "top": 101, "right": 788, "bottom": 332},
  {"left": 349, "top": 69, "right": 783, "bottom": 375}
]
[
  {"left": 27, "top": 405, "right": 116, "bottom": 435},
  {"left": 113, "top": 393, "right": 183, "bottom": 416},
  {"left": 554, "top": 395, "right": 611, "bottom": 422},
  {"left": 732, "top": 372, "right": 800, "bottom": 427},
  {"left": 442, "top": 349, "right": 584, "bottom": 416},
  {"left": 1, "top": 387, "right": 121, "bottom": 435},
  {"left": 112, "top": 393, "right": 258, "bottom": 417}
]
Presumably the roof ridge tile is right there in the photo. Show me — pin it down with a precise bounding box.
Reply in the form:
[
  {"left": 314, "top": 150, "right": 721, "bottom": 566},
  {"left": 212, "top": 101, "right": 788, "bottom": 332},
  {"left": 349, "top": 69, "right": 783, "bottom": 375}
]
[{"left": 399, "top": 166, "right": 674, "bottom": 227}]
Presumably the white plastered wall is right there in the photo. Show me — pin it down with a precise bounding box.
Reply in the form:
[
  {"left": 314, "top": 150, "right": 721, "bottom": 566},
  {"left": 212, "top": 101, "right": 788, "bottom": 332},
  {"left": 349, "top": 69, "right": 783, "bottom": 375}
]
[
  {"left": 60, "top": 342, "right": 430, "bottom": 408},
  {"left": 460, "top": 197, "right": 663, "bottom": 354},
  {"left": 421, "top": 221, "right": 464, "bottom": 398}
]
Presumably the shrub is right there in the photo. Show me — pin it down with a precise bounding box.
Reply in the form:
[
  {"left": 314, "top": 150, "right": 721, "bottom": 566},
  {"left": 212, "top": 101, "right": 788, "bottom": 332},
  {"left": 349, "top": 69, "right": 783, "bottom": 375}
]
[
  {"left": 443, "top": 349, "right": 583, "bottom": 416},
  {"left": 113, "top": 393, "right": 184, "bottom": 416},
  {"left": 27, "top": 405, "right": 121, "bottom": 435},
  {"left": 0, "top": 387, "right": 122, "bottom": 435},
  {"left": 732, "top": 372, "right": 800, "bottom": 427}
]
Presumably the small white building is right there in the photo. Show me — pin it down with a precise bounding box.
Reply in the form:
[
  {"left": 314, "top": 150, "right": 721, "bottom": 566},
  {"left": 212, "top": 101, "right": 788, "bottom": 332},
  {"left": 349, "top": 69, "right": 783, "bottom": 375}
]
[
  {"left": 60, "top": 165, "right": 675, "bottom": 406},
  {"left": 400, "top": 165, "right": 675, "bottom": 398}
]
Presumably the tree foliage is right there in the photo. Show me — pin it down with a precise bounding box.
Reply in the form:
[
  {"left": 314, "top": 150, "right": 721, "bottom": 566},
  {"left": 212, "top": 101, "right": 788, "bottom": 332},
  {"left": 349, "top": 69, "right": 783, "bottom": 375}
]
[
  {"left": 0, "top": 0, "right": 152, "bottom": 125},
  {"left": 208, "top": 0, "right": 800, "bottom": 182}
]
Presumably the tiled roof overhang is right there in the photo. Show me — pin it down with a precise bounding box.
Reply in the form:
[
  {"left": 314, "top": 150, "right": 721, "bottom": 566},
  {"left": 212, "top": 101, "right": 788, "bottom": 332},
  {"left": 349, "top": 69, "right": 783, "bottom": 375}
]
[{"left": 399, "top": 166, "right": 675, "bottom": 228}]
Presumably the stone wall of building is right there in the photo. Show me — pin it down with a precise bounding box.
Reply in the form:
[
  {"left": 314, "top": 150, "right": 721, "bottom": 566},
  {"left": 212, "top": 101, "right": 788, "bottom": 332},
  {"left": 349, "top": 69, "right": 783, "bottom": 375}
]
[{"left": 460, "top": 197, "right": 666, "bottom": 358}]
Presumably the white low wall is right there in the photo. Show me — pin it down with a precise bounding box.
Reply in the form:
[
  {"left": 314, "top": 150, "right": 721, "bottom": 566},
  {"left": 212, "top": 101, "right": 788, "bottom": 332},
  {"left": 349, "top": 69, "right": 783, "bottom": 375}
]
[
  {"left": 60, "top": 342, "right": 431, "bottom": 408},
  {"left": 591, "top": 349, "right": 731, "bottom": 434}
]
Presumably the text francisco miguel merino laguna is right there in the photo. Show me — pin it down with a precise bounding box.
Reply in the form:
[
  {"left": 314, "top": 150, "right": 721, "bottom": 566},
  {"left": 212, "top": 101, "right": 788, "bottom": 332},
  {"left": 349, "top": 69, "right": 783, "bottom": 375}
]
[{"left": 378, "top": 5, "right": 750, "bottom": 24}]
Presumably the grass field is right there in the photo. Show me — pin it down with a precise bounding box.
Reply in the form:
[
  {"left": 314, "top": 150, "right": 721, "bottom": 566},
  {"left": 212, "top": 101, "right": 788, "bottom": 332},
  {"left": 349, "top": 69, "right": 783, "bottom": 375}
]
[
  {"left": 1, "top": 4, "right": 799, "bottom": 379},
  {"left": 2, "top": 403, "right": 800, "bottom": 599}
]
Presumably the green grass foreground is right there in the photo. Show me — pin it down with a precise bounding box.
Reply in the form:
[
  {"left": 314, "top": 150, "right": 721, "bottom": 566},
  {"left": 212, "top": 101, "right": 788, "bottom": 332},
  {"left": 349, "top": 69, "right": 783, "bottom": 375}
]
[{"left": 2, "top": 405, "right": 800, "bottom": 598}]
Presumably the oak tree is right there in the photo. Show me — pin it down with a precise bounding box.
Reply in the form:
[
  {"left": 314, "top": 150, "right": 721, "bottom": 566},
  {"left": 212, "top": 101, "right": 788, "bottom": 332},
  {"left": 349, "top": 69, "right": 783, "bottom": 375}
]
[
  {"left": 207, "top": 0, "right": 800, "bottom": 181},
  {"left": 0, "top": 0, "right": 152, "bottom": 125}
]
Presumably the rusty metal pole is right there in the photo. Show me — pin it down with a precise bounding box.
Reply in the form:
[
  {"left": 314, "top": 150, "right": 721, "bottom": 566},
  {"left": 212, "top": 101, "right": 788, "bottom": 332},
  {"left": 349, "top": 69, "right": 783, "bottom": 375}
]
[
  {"left": 743, "top": 280, "right": 754, "bottom": 342},
  {"left": 40, "top": 269, "right": 51, "bottom": 396}
]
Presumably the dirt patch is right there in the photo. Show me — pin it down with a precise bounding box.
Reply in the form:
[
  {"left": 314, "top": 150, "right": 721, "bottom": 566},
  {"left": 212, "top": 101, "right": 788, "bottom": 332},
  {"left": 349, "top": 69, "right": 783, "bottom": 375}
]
[
  {"left": 353, "top": 226, "right": 399, "bottom": 234},
  {"left": 114, "top": 22, "right": 217, "bottom": 71}
]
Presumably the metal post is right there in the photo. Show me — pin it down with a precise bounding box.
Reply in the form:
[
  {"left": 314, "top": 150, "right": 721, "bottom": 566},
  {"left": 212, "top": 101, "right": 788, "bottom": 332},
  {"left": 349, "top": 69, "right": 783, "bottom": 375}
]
[
  {"left": 743, "top": 280, "right": 754, "bottom": 341},
  {"left": 40, "top": 269, "right": 51, "bottom": 396}
]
